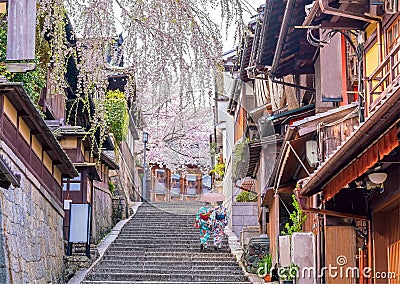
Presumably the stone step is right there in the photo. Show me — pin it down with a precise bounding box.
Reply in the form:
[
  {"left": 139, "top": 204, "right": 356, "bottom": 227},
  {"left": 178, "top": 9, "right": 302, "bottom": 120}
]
[
  {"left": 115, "top": 236, "right": 206, "bottom": 240},
  {"left": 84, "top": 202, "right": 248, "bottom": 283},
  {"left": 92, "top": 267, "right": 244, "bottom": 274},
  {"left": 107, "top": 242, "right": 229, "bottom": 248},
  {"left": 83, "top": 282, "right": 251, "bottom": 284},
  {"left": 86, "top": 272, "right": 249, "bottom": 282},
  {"left": 102, "top": 250, "right": 233, "bottom": 257},
  {"left": 111, "top": 239, "right": 228, "bottom": 245},
  {"left": 105, "top": 246, "right": 229, "bottom": 255},
  {"left": 120, "top": 228, "right": 199, "bottom": 232},
  {"left": 97, "top": 260, "right": 239, "bottom": 267},
  {"left": 102, "top": 254, "right": 235, "bottom": 261}
]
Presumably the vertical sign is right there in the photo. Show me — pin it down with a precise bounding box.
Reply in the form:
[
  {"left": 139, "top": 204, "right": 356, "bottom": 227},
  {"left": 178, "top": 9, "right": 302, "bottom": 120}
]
[
  {"left": 68, "top": 204, "right": 91, "bottom": 257},
  {"left": 7, "top": 0, "right": 36, "bottom": 60}
]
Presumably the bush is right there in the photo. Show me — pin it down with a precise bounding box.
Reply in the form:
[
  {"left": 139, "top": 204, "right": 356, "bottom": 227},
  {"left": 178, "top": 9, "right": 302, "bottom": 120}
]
[{"left": 236, "top": 191, "right": 257, "bottom": 202}]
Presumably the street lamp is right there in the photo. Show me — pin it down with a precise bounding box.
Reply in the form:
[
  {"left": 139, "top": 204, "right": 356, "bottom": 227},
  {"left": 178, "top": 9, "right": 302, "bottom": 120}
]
[{"left": 142, "top": 132, "right": 149, "bottom": 202}]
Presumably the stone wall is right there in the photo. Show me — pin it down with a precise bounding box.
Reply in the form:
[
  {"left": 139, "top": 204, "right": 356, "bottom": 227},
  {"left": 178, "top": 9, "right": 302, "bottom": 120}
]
[
  {"left": 231, "top": 202, "right": 259, "bottom": 237},
  {"left": 0, "top": 142, "right": 65, "bottom": 283},
  {"left": 91, "top": 187, "right": 113, "bottom": 244}
]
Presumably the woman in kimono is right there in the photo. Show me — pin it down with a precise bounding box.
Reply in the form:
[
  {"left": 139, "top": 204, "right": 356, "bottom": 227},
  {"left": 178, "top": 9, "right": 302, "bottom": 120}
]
[
  {"left": 212, "top": 201, "right": 228, "bottom": 250},
  {"left": 195, "top": 202, "right": 213, "bottom": 250}
]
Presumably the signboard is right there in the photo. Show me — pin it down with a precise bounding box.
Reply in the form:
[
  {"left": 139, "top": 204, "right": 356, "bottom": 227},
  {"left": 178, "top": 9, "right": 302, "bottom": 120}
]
[
  {"left": 63, "top": 199, "right": 72, "bottom": 210},
  {"left": 7, "top": 0, "right": 36, "bottom": 60},
  {"left": 68, "top": 203, "right": 91, "bottom": 243}
]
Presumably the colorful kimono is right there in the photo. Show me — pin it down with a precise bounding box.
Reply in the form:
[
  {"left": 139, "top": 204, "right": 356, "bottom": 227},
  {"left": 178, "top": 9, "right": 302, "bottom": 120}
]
[
  {"left": 212, "top": 205, "right": 228, "bottom": 248},
  {"left": 196, "top": 206, "right": 213, "bottom": 245}
]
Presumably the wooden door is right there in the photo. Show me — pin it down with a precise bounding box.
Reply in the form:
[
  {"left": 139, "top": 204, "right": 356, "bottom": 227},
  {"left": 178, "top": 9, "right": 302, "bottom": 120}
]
[
  {"left": 325, "top": 226, "right": 357, "bottom": 284},
  {"left": 387, "top": 207, "right": 400, "bottom": 284}
]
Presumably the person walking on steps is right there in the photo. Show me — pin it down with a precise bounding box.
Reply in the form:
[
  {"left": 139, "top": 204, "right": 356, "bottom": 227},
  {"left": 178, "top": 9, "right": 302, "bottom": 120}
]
[
  {"left": 212, "top": 201, "right": 228, "bottom": 250},
  {"left": 195, "top": 201, "right": 213, "bottom": 250}
]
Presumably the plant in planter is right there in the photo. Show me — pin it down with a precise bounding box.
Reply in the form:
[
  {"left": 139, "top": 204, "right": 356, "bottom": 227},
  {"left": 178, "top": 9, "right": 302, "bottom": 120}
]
[
  {"left": 281, "top": 194, "right": 306, "bottom": 235},
  {"left": 256, "top": 254, "right": 272, "bottom": 281},
  {"left": 278, "top": 262, "right": 300, "bottom": 284},
  {"left": 235, "top": 191, "right": 258, "bottom": 202}
]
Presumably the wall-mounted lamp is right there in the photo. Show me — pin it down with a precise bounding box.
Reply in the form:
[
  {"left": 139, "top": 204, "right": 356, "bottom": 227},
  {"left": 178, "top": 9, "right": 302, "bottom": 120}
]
[{"left": 368, "top": 172, "right": 387, "bottom": 184}]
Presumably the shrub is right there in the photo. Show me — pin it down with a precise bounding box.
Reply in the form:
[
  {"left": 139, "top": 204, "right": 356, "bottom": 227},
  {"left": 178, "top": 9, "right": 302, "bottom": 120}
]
[{"left": 236, "top": 191, "right": 257, "bottom": 202}]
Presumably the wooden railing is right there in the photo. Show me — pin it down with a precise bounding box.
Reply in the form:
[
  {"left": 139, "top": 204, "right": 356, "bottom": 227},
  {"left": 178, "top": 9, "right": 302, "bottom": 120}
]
[{"left": 367, "top": 41, "right": 400, "bottom": 112}]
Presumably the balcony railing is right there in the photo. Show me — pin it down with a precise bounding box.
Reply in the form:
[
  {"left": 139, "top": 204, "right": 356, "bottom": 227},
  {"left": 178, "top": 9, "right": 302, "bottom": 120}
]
[{"left": 367, "top": 41, "right": 400, "bottom": 113}]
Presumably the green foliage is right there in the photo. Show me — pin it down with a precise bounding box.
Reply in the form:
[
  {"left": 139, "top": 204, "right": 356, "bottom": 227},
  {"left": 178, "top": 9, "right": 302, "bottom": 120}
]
[
  {"left": 236, "top": 191, "right": 258, "bottom": 202},
  {"left": 108, "top": 181, "right": 115, "bottom": 194},
  {"left": 210, "top": 162, "right": 225, "bottom": 180},
  {"left": 278, "top": 263, "right": 300, "bottom": 281},
  {"left": 257, "top": 254, "right": 272, "bottom": 277},
  {"left": 281, "top": 194, "right": 307, "bottom": 235},
  {"left": 232, "top": 138, "right": 249, "bottom": 181},
  {"left": 105, "top": 90, "right": 129, "bottom": 145},
  {"left": 0, "top": 19, "right": 46, "bottom": 106}
]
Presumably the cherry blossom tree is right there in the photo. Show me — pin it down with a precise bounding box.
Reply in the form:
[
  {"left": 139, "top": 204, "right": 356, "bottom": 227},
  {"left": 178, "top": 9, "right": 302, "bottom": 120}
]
[{"left": 37, "top": 0, "right": 258, "bottom": 169}]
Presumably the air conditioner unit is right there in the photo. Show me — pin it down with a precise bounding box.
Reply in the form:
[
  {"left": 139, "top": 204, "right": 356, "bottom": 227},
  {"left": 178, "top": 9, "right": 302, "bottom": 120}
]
[{"left": 385, "top": 0, "right": 398, "bottom": 14}]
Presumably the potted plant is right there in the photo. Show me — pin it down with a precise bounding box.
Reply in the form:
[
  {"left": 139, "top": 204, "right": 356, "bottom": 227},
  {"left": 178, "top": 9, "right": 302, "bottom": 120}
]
[
  {"left": 257, "top": 254, "right": 272, "bottom": 282},
  {"left": 278, "top": 263, "right": 299, "bottom": 284}
]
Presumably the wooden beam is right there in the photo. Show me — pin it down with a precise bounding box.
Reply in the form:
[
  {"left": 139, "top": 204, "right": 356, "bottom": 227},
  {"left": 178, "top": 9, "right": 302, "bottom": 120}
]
[
  {"left": 6, "top": 63, "right": 36, "bottom": 73},
  {"left": 320, "top": 20, "right": 365, "bottom": 30}
]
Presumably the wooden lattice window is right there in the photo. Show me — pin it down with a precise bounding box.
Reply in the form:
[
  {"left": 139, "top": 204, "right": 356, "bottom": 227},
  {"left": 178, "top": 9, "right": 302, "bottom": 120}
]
[{"left": 387, "top": 18, "right": 400, "bottom": 51}]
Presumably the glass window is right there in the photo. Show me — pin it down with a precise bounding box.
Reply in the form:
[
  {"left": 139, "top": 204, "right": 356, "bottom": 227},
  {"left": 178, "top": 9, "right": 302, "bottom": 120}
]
[
  {"left": 62, "top": 183, "right": 67, "bottom": 191},
  {"left": 387, "top": 19, "right": 400, "bottom": 50},
  {"left": 388, "top": 30, "right": 393, "bottom": 45},
  {"left": 69, "top": 183, "right": 81, "bottom": 191}
]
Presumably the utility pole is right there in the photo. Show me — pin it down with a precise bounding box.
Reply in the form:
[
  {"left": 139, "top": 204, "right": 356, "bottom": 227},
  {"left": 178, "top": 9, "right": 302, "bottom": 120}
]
[{"left": 142, "top": 132, "right": 149, "bottom": 202}]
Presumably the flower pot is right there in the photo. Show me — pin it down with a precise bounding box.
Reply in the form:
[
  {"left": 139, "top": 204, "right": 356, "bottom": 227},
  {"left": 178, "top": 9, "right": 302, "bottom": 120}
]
[{"left": 263, "top": 274, "right": 272, "bottom": 282}]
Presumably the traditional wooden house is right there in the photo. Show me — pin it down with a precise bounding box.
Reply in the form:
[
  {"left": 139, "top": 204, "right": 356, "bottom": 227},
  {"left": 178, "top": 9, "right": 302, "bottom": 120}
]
[
  {"left": 297, "top": 4, "right": 400, "bottom": 283},
  {"left": 38, "top": 19, "right": 127, "bottom": 246},
  {"left": 149, "top": 165, "right": 207, "bottom": 202},
  {"left": 231, "top": 0, "right": 382, "bottom": 277},
  {"left": 0, "top": 81, "right": 77, "bottom": 283}
]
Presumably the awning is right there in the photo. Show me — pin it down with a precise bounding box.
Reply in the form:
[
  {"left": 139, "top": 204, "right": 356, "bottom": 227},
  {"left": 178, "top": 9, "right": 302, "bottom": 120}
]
[
  {"left": 245, "top": 141, "right": 262, "bottom": 178},
  {"left": 256, "top": 0, "right": 285, "bottom": 67},
  {"left": 269, "top": 0, "right": 316, "bottom": 78},
  {"left": 301, "top": 84, "right": 400, "bottom": 200},
  {"left": 323, "top": 126, "right": 398, "bottom": 201},
  {"left": 274, "top": 134, "right": 314, "bottom": 189}
]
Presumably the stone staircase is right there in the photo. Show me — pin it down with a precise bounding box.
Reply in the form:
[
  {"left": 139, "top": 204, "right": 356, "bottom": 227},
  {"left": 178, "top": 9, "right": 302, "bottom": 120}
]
[{"left": 82, "top": 202, "right": 251, "bottom": 284}]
